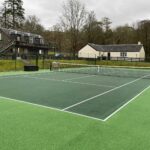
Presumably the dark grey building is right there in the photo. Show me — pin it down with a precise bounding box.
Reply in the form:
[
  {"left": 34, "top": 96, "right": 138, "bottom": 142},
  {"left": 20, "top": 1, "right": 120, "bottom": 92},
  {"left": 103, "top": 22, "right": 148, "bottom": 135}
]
[{"left": 0, "top": 27, "right": 49, "bottom": 56}]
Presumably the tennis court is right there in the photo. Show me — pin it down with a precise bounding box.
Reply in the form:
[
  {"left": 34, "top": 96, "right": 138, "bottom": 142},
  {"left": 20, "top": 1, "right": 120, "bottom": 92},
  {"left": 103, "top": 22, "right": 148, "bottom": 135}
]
[{"left": 0, "top": 63, "right": 150, "bottom": 121}]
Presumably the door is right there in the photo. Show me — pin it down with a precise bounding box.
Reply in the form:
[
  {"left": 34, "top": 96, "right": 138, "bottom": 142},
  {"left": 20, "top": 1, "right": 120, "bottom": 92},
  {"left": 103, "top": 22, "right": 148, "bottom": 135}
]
[{"left": 107, "top": 52, "right": 111, "bottom": 60}]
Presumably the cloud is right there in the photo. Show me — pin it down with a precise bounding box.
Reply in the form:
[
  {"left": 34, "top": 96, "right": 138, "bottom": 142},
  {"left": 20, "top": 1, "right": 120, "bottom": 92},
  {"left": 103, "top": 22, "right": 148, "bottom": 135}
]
[
  {"left": 1, "top": 0, "right": 150, "bottom": 28},
  {"left": 81, "top": 0, "right": 150, "bottom": 27}
]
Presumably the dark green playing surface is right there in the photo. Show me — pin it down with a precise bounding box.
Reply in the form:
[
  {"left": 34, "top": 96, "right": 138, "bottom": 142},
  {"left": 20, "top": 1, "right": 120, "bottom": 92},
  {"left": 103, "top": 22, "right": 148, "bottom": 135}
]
[{"left": 0, "top": 71, "right": 149, "bottom": 120}]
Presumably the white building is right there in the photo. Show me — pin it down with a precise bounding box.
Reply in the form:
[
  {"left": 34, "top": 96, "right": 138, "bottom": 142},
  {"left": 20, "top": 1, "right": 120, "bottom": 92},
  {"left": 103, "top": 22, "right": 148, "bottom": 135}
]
[{"left": 78, "top": 42, "right": 145, "bottom": 61}]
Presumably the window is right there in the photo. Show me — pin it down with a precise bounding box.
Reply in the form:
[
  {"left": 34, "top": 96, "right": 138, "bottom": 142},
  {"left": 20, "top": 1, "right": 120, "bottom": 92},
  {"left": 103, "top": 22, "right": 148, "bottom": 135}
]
[
  {"left": 24, "top": 36, "right": 29, "bottom": 43},
  {"left": 10, "top": 33, "right": 16, "bottom": 40},
  {"left": 40, "top": 38, "right": 44, "bottom": 44},
  {"left": 17, "top": 36, "right": 21, "bottom": 41},
  {"left": 29, "top": 37, "right": 33, "bottom": 44},
  {"left": 120, "top": 52, "right": 127, "bottom": 57},
  {"left": 34, "top": 38, "right": 40, "bottom": 44},
  {"left": 39, "top": 50, "right": 43, "bottom": 54}
]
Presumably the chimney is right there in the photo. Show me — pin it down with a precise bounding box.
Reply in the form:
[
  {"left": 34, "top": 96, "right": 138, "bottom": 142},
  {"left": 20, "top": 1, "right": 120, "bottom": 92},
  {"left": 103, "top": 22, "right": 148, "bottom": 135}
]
[{"left": 138, "top": 41, "right": 141, "bottom": 45}]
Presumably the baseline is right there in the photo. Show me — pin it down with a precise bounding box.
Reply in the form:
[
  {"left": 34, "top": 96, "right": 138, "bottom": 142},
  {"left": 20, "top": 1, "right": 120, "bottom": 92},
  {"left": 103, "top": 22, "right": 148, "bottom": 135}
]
[{"left": 0, "top": 95, "right": 104, "bottom": 122}]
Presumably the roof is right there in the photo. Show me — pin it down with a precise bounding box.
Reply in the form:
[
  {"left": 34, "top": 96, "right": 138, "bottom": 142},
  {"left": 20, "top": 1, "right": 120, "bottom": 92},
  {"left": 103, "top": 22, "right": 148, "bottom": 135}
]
[
  {"left": 88, "top": 43, "right": 143, "bottom": 52},
  {"left": 0, "top": 27, "right": 42, "bottom": 38}
]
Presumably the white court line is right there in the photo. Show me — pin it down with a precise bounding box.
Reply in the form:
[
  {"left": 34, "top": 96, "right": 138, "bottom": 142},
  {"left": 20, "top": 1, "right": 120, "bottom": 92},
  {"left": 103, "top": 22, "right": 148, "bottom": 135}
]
[
  {"left": 0, "top": 96, "right": 104, "bottom": 122},
  {"left": 0, "top": 81, "right": 149, "bottom": 122},
  {"left": 63, "top": 75, "right": 97, "bottom": 81},
  {"left": 103, "top": 85, "right": 150, "bottom": 121},
  {"left": 0, "top": 75, "right": 21, "bottom": 79},
  {"left": 62, "top": 74, "right": 150, "bottom": 111},
  {"left": 64, "top": 80, "right": 115, "bottom": 88},
  {"left": 0, "top": 71, "right": 54, "bottom": 79},
  {"left": 23, "top": 76, "right": 115, "bottom": 88},
  {"left": 0, "top": 74, "right": 47, "bottom": 80},
  {"left": 1, "top": 72, "right": 149, "bottom": 121}
]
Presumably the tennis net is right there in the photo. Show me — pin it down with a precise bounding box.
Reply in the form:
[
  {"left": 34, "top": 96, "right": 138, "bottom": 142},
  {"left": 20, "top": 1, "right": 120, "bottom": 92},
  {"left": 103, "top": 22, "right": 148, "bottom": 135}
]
[{"left": 51, "top": 62, "right": 150, "bottom": 78}]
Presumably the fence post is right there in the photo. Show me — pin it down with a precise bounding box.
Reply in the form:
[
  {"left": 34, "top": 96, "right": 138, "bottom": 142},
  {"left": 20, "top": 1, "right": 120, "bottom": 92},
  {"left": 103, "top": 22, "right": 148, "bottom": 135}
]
[
  {"left": 14, "top": 47, "right": 17, "bottom": 71},
  {"left": 36, "top": 53, "right": 39, "bottom": 67},
  {"left": 95, "top": 54, "right": 97, "bottom": 65},
  {"left": 43, "top": 53, "right": 45, "bottom": 69}
]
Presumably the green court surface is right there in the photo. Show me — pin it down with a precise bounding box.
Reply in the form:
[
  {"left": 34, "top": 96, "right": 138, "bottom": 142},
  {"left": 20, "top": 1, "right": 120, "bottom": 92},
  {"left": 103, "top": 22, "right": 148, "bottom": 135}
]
[{"left": 0, "top": 70, "right": 150, "bottom": 121}]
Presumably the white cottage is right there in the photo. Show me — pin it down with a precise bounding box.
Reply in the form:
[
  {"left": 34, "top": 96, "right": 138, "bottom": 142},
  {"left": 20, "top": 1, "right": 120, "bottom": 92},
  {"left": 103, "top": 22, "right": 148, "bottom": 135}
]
[{"left": 78, "top": 42, "right": 145, "bottom": 61}]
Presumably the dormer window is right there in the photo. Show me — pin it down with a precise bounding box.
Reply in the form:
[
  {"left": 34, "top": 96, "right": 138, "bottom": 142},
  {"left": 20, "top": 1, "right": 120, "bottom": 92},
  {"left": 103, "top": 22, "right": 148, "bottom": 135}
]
[
  {"left": 17, "top": 36, "right": 21, "bottom": 41},
  {"left": 34, "top": 37, "right": 40, "bottom": 44},
  {"left": 24, "top": 35, "right": 29, "bottom": 43},
  {"left": 29, "top": 37, "right": 33, "bottom": 44},
  {"left": 40, "top": 38, "right": 44, "bottom": 44}
]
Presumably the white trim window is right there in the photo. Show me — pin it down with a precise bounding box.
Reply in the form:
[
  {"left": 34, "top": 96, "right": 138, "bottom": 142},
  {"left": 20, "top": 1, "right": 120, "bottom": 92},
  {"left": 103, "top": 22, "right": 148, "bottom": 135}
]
[{"left": 120, "top": 52, "right": 127, "bottom": 57}]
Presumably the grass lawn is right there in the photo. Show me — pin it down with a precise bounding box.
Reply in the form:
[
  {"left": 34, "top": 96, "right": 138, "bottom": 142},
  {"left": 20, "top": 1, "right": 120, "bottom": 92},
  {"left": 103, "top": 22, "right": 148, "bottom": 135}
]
[{"left": 0, "top": 86, "right": 150, "bottom": 150}]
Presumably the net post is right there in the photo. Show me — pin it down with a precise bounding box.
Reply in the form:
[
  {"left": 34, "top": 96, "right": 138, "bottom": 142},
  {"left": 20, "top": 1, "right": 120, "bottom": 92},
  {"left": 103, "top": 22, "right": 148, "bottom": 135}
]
[{"left": 14, "top": 48, "right": 17, "bottom": 71}]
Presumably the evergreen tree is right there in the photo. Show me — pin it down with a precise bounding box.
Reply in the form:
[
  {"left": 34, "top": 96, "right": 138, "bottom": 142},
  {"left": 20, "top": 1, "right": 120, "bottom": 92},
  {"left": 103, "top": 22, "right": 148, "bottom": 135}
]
[{"left": 2, "top": 0, "right": 25, "bottom": 29}]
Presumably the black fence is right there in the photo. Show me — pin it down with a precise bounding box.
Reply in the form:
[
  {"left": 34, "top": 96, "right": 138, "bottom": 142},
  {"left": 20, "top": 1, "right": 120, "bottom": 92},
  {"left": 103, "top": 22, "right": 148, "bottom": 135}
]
[
  {"left": 98, "top": 56, "right": 147, "bottom": 62},
  {"left": 0, "top": 54, "right": 50, "bottom": 72},
  {"left": 49, "top": 54, "right": 150, "bottom": 62},
  {"left": 0, "top": 54, "right": 150, "bottom": 72}
]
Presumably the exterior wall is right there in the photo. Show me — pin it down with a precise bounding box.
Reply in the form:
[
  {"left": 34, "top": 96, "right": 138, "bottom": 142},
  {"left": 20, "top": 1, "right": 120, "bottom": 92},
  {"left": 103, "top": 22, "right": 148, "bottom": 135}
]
[
  {"left": 127, "top": 52, "right": 140, "bottom": 58},
  {"left": 110, "top": 52, "right": 140, "bottom": 58},
  {"left": 78, "top": 45, "right": 99, "bottom": 58},
  {"left": 101, "top": 52, "right": 108, "bottom": 57},
  {"left": 110, "top": 50, "right": 145, "bottom": 59},
  {"left": 0, "top": 30, "right": 11, "bottom": 52},
  {"left": 78, "top": 44, "right": 146, "bottom": 60},
  {"left": 110, "top": 47, "right": 145, "bottom": 59},
  {"left": 139, "top": 47, "right": 145, "bottom": 58},
  {"left": 109, "top": 52, "right": 120, "bottom": 57}
]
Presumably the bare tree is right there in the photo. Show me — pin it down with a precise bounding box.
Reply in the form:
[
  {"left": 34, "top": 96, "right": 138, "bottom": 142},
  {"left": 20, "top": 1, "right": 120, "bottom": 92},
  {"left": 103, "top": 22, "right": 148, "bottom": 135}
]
[
  {"left": 137, "top": 20, "right": 150, "bottom": 57},
  {"left": 22, "top": 15, "right": 44, "bottom": 34},
  {"left": 113, "top": 25, "right": 136, "bottom": 44},
  {"left": 83, "top": 11, "right": 103, "bottom": 43},
  {"left": 50, "top": 24, "right": 64, "bottom": 52},
  {"left": 60, "top": 0, "right": 87, "bottom": 58}
]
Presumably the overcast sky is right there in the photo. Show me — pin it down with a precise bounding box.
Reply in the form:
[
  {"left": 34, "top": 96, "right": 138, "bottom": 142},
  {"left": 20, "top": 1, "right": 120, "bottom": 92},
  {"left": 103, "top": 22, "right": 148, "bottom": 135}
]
[{"left": 1, "top": 0, "right": 150, "bottom": 29}]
